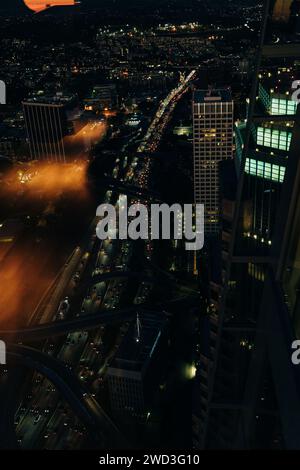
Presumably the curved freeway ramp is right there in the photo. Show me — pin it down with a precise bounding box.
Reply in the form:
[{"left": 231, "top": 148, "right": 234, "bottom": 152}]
[
  {"left": 0, "top": 308, "right": 136, "bottom": 342},
  {"left": 7, "top": 344, "right": 127, "bottom": 449}
]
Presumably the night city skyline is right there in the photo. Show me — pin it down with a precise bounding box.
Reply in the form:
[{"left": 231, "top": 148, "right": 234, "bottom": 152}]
[{"left": 0, "top": 0, "right": 300, "bottom": 463}]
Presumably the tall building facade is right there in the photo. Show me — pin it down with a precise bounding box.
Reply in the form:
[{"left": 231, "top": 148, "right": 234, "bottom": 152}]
[
  {"left": 193, "top": 89, "right": 234, "bottom": 235},
  {"left": 193, "top": 0, "right": 300, "bottom": 450},
  {"left": 84, "top": 85, "right": 118, "bottom": 112},
  {"left": 23, "top": 94, "right": 77, "bottom": 162},
  {"left": 234, "top": 68, "right": 296, "bottom": 243},
  {"left": 107, "top": 313, "right": 167, "bottom": 420}
]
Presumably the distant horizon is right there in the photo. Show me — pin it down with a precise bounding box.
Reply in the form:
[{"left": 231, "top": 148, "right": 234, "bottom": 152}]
[{"left": 0, "top": 0, "right": 259, "bottom": 16}]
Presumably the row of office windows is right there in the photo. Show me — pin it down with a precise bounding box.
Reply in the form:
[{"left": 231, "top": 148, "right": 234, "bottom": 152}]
[
  {"left": 194, "top": 119, "right": 232, "bottom": 124},
  {"left": 194, "top": 104, "right": 233, "bottom": 114},
  {"left": 270, "top": 98, "right": 297, "bottom": 116},
  {"left": 245, "top": 158, "right": 286, "bottom": 183},
  {"left": 256, "top": 126, "right": 292, "bottom": 151}
]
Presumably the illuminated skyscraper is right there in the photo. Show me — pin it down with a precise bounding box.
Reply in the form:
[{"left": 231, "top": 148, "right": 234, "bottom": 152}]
[
  {"left": 193, "top": 0, "right": 300, "bottom": 450},
  {"left": 193, "top": 89, "right": 234, "bottom": 235},
  {"left": 84, "top": 85, "right": 118, "bottom": 112},
  {"left": 23, "top": 94, "right": 77, "bottom": 162},
  {"left": 234, "top": 69, "right": 296, "bottom": 242}
]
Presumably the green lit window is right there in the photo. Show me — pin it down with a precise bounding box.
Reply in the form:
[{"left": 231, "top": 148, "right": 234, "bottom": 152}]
[
  {"left": 256, "top": 126, "right": 292, "bottom": 151},
  {"left": 245, "top": 158, "right": 286, "bottom": 183},
  {"left": 271, "top": 97, "right": 297, "bottom": 116}
]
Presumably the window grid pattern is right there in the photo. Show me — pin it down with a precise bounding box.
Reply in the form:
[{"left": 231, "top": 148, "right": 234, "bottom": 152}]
[
  {"left": 23, "top": 102, "right": 66, "bottom": 162},
  {"left": 258, "top": 83, "right": 271, "bottom": 112},
  {"left": 256, "top": 126, "right": 292, "bottom": 151},
  {"left": 245, "top": 158, "right": 286, "bottom": 183},
  {"left": 270, "top": 97, "right": 297, "bottom": 115},
  {"left": 193, "top": 100, "right": 234, "bottom": 233}
]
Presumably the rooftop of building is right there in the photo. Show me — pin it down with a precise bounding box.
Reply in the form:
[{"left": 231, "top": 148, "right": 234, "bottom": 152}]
[
  {"left": 193, "top": 88, "right": 232, "bottom": 103},
  {"left": 23, "top": 92, "right": 77, "bottom": 107},
  {"left": 259, "top": 66, "right": 300, "bottom": 96},
  {"left": 108, "top": 312, "right": 166, "bottom": 374}
]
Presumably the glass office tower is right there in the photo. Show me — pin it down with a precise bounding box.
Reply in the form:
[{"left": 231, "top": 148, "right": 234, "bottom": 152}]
[
  {"left": 194, "top": 0, "right": 300, "bottom": 449},
  {"left": 23, "top": 94, "right": 76, "bottom": 162},
  {"left": 193, "top": 89, "right": 234, "bottom": 235}
]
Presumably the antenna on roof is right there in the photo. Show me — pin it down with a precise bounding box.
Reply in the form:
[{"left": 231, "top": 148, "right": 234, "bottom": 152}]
[{"left": 135, "top": 313, "right": 142, "bottom": 343}]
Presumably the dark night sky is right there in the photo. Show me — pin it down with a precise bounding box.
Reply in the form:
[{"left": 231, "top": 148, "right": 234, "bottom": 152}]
[
  {"left": 0, "top": 0, "right": 258, "bottom": 15},
  {"left": 0, "top": 0, "right": 31, "bottom": 14}
]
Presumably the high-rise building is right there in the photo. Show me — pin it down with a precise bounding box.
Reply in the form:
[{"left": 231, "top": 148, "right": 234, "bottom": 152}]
[
  {"left": 193, "top": 89, "right": 234, "bottom": 235},
  {"left": 234, "top": 67, "right": 297, "bottom": 243},
  {"left": 84, "top": 85, "right": 118, "bottom": 112},
  {"left": 22, "top": 94, "right": 77, "bottom": 162},
  {"left": 193, "top": 0, "right": 300, "bottom": 450},
  {"left": 107, "top": 313, "right": 167, "bottom": 420}
]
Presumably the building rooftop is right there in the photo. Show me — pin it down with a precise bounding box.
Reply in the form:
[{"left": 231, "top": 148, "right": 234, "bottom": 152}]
[
  {"left": 259, "top": 67, "right": 299, "bottom": 96},
  {"left": 193, "top": 88, "right": 232, "bottom": 103},
  {"left": 23, "top": 93, "right": 77, "bottom": 107},
  {"left": 108, "top": 312, "right": 166, "bottom": 375}
]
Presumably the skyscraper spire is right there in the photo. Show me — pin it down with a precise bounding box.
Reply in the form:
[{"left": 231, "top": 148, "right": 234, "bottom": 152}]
[{"left": 135, "top": 313, "right": 142, "bottom": 343}]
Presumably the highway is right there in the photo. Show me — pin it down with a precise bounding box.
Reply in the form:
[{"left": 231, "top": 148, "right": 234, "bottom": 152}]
[
  {"left": 7, "top": 344, "right": 126, "bottom": 448},
  {"left": 2, "top": 308, "right": 135, "bottom": 342},
  {"left": 3, "top": 71, "right": 197, "bottom": 449},
  {"left": 64, "top": 121, "right": 107, "bottom": 156},
  {"left": 1, "top": 305, "right": 170, "bottom": 342},
  {"left": 91, "top": 175, "right": 161, "bottom": 201}
]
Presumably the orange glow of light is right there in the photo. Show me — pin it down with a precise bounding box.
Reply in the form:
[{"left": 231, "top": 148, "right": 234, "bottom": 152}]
[
  {"left": 272, "top": 0, "right": 293, "bottom": 23},
  {"left": 23, "top": 0, "right": 75, "bottom": 13},
  {"left": 0, "top": 247, "right": 53, "bottom": 327},
  {"left": 23, "top": 162, "right": 89, "bottom": 199},
  {"left": 2, "top": 161, "right": 90, "bottom": 202},
  {"left": 103, "top": 110, "right": 116, "bottom": 118},
  {"left": 0, "top": 161, "right": 91, "bottom": 328},
  {"left": 64, "top": 121, "right": 107, "bottom": 149}
]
